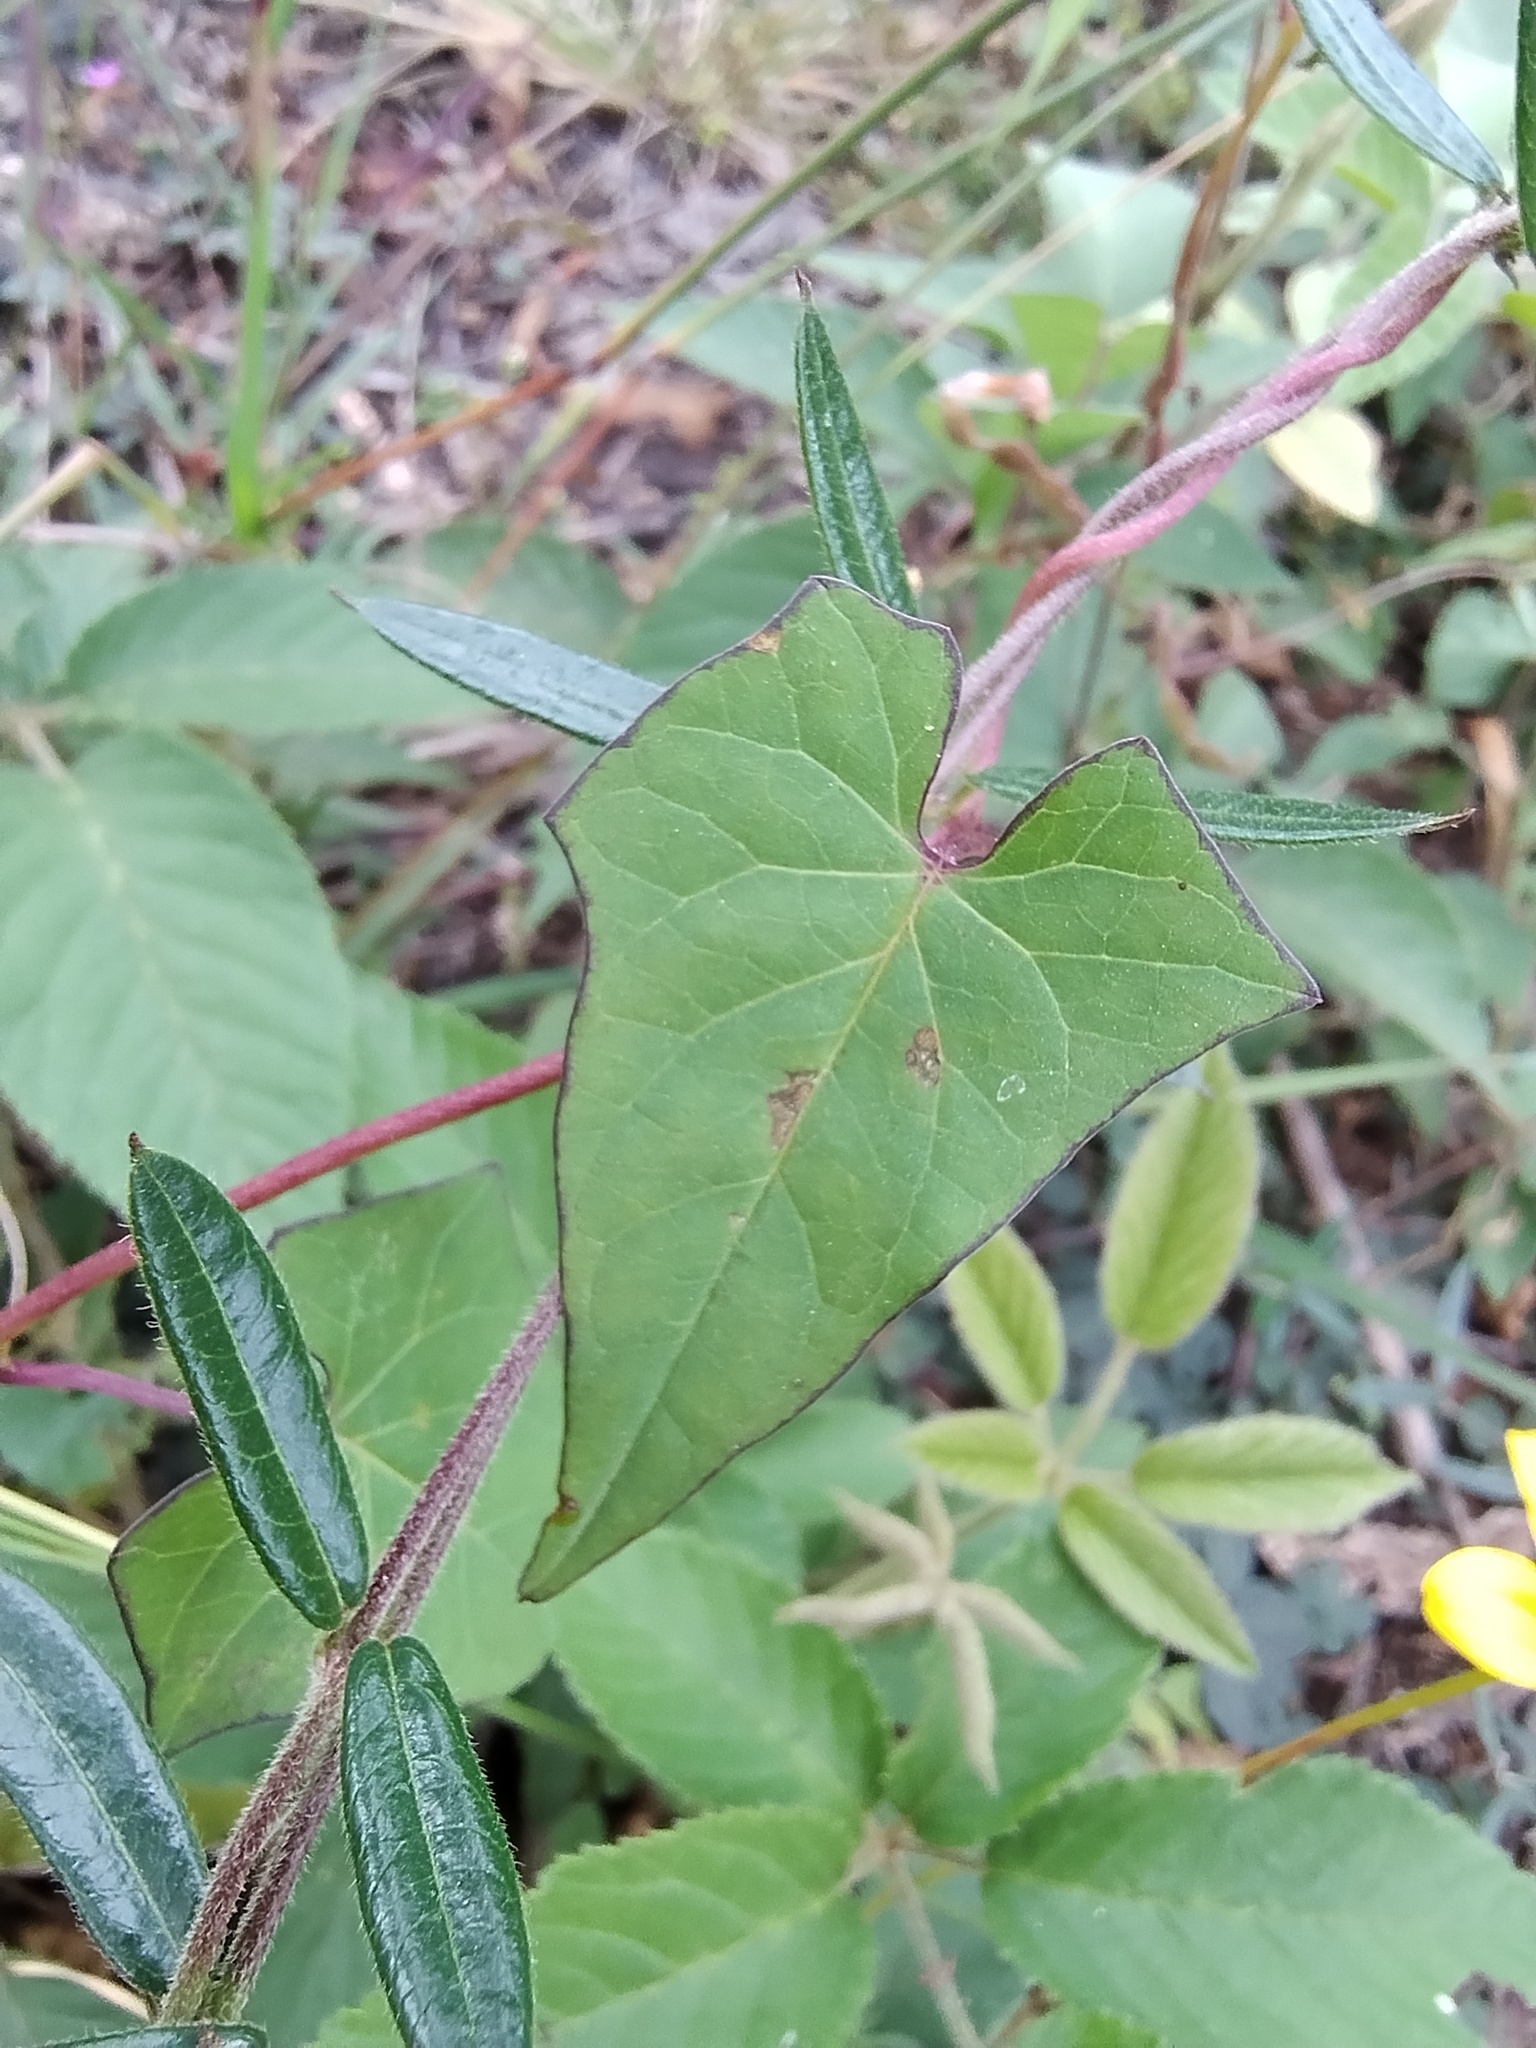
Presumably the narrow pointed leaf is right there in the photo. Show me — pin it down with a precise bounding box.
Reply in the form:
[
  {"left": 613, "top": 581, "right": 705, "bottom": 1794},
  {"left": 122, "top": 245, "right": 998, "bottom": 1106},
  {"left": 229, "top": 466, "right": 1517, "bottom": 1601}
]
[
  {"left": 520, "top": 582, "right": 1310, "bottom": 1598},
  {"left": 1292, "top": 0, "right": 1501, "bottom": 189},
  {"left": 128, "top": 1145, "right": 368, "bottom": 1629},
  {"left": 983, "top": 769, "right": 1457, "bottom": 846},
  {"left": 1056, "top": 1483, "right": 1256, "bottom": 1672},
  {"left": 1131, "top": 1413, "right": 1412, "bottom": 1531},
  {"left": 0, "top": 1569, "right": 206, "bottom": 1996},
  {"left": 794, "top": 288, "right": 914, "bottom": 612},
  {"left": 1521, "top": 0, "right": 1536, "bottom": 270},
  {"left": 908, "top": 1411, "right": 1048, "bottom": 1499},
  {"left": 1174, "top": 789, "right": 1461, "bottom": 846},
  {"left": 353, "top": 598, "right": 656, "bottom": 743},
  {"left": 341, "top": 1636, "right": 533, "bottom": 2048},
  {"left": 1101, "top": 1045, "right": 1258, "bottom": 1351},
  {"left": 945, "top": 1227, "right": 1065, "bottom": 1407}
]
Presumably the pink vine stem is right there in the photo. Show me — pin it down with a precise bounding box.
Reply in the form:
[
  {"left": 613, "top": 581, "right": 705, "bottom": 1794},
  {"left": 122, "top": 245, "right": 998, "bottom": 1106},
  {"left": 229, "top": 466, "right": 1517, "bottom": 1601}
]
[
  {"left": 0, "top": 1050, "right": 565, "bottom": 1409},
  {"left": 934, "top": 199, "right": 1520, "bottom": 807}
]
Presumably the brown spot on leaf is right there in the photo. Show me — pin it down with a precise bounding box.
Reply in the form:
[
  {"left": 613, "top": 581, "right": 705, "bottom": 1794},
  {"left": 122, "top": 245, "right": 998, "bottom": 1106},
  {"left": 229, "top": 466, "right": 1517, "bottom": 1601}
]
[
  {"left": 747, "top": 627, "right": 783, "bottom": 654},
  {"left": 906, "top": 1025, "right": 942, "bottom": 1086},
  {"left": 768, "top": 1069, "right": 816, "bottom": 1148}
]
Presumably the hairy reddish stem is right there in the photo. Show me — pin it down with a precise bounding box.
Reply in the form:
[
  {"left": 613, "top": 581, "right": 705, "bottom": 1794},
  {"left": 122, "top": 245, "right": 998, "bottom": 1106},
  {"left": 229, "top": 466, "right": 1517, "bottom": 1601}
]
[
  {"left": 0, "top": 1358, "right": 194, "bottom": 1417},
  {"left": 0, "top": 1050, "right": 564, "bottom": 1375},
  {"left": 940, "top": 200, "right": 1519, "bottom": 802}
]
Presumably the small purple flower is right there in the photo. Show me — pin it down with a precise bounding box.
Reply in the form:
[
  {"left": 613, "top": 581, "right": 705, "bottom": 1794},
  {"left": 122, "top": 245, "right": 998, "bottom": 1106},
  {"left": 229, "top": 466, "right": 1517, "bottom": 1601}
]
[{"left": 79, "top": 57, "right": 121, "bottom": 90}]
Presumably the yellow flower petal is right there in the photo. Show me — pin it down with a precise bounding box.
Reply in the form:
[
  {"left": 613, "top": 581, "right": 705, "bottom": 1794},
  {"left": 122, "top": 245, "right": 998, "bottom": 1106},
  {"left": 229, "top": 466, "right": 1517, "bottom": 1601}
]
[
  {"left": 1422, "top": 1545, "right": 1536, "bottom": 1687},
  {"left": 1508, "top": 1429, "right": 1536, "bottom": 1543}
]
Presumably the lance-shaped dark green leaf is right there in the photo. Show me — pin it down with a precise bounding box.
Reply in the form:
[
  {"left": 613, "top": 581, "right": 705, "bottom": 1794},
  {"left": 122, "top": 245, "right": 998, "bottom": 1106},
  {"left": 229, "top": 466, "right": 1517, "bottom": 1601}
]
[
  {"left": 127, "top": 1145, "right": 368, "bottom": 1630},
  {"left": 794, "top": 285, "right": 914, "bottom": 613},
  {"left": 45, "top": 2033, "right": 268, "bottom": 2046},
  {"left": 0, "top": 1569, "right": 206, "bottom": 1996},
  {"left": 1292, "top": 0, "right": 1501, "bottom": 190},
  {"left": 984, "top": 768, "right": 1459, "bottom": 846},
  {"left": 341, "top": 1636, "right": 532, "bottom": 2048},
  {"left": 1521, "top": 0, "right": 1536, "bottom": 269},
  {"left": 352, "top": 597, "right": 657, "bottom": 742},
  {"left": 520, "top": 580, "right": 1312, "bottom": 1599}
]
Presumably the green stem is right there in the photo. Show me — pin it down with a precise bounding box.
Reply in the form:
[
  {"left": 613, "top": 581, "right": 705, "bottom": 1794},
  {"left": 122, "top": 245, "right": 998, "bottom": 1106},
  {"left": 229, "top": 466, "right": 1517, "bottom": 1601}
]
[
  {"left": 1239, "top": 1668, "right": 1491, "bottom": 1785},
  {"left": 597, "top": 0, "right": 1038, "bottom": 364},
  {"left": 227, "top": 1, "right": 276, "bottom": 540},
  {"left": 887, "top": 1848, "right": 988, "bottom": 2048},
  {"left": 1235, "top": 1056, "right": 1459, "bottom": 1105},
  {"left": 1056, "top": 1334, "right": 1139, "bottom": 1473}
]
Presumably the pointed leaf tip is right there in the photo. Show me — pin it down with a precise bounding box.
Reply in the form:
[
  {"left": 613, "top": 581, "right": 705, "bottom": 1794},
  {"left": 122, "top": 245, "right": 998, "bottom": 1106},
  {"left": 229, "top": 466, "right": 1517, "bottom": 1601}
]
[
  {"left": 127, "top": 1144, "right": 368, "bottom": 1629},
  {"left": 794, "top": 293, "right": 915, "bottom": 613}
]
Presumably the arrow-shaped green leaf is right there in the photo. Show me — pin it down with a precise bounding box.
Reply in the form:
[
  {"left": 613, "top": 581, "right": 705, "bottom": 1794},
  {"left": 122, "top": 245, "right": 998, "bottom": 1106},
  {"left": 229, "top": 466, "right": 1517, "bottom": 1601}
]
[
  {"left": 128, "top": 1144, "right": 368, "bottom": 1630},
  {"left": 0, "top": 1569, "right": 206, "bottom": 1996},
  {"left": 520, "top": 580, "right": 1311, "bottom": 1598},
  {"left": 342, "top": 1636, "right": 533, "bottom": 2048}
]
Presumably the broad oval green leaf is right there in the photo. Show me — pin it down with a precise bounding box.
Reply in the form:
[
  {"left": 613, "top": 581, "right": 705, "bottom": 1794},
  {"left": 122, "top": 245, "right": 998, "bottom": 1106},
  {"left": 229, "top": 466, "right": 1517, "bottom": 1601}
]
[
  {"left": 0, "top": 730, "right": 351, "bottom": 1207},
  {"left": 63, "top": 564, "right": 482, "bottom": 733},
  {"left": 128, "top": 1146, "right": 368, "bottom": 1631},
  {"left": 341, "top": 1636, "right": 532, "bottom": 2048},
  {"left": 944, "top": 1228, "right": 1065, "bottom": 1408},
  {"left": 1292, "top": 0, "right": 1502, "bottom": 190},
  {"left": 1131, "top": 1413, "right": 1411, "bottom": 1531},
  {"left": 529, "top": 1804, "right": 873, "bottom": 2048},
  {"left": 554, "top": 1526, "right": 888, "bottom": 1814},
  {"left": 907, "top": 1412, "right": 1048, "bottom": 1499},
  {"left": 888, "top": 1522, "right": 1157, "bottom": 1847},
  {"left": 794, "top": 288, "right": 914, "bottom": 613},
  {"left": 0, "top": 1569, "right": 206, "bottom": 1997},
  {"left": 985, "top": 1760, "right": 1536, "bottom": 2048},
  {"left": 522, "top": 581, "right": 1310, "bottom": 1596},
  {"left": 1056, "top": 1483, "right": 1256, "bottom": 1673},
  {"left": 113, "top": 1170, "right": 559, "bottom": 1750},
  {"left": 353, "top": 597, "right": 657, "bottom": 743},
  {"left": 1101, "top": 1046, "right": 1258, "bottom": 1351}
]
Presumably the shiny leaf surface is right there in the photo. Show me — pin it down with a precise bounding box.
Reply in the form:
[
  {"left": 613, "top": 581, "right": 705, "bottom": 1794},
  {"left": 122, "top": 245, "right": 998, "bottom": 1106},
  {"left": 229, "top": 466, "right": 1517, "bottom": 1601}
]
[
  {"left": 0, "top": 1570, "right": 205, "bottom": 1997},
  {"left": 342, "top": 1637, "right": 532, "bottom": 2048},
  {"left": 128, "top": 1146, "right": 368, "bottom": 1629}
]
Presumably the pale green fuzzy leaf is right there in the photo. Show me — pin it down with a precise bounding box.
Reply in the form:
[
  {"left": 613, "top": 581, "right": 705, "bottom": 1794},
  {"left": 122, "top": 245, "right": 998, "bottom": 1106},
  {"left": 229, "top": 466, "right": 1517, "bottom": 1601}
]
[
  {"left": 944, "top": 1229, "right": 1064, "bottom": 1407},
  {"left": 64, "top": 565, "right": 485, "bottom": 731},
  {"left": 986, "top": 1760, "right": 1536, "bottom": 2048},
  {"left": 888, "top": 1522, "right": 1157, "bottom": 1847},
  {"left": 112, "top": 1174, "right": 559, "bottom": 1749},
  {"left": 523, "top": 582, "right": 1309, "bottom": 1596},
  {"left": 1291, "top": 0, "right": 1501, "bottom": 188},
  {"left": 1056, "top": 1485, "right": 1256, "bottom": 1673},
  {"left": 529, "top": 1805, "right": 873, "bottom": 2048},
  {"left": 0, "top": 733, "right": 350, "bottom": 1204},
  {"left": 1131, "top": 1414, "right": 1411, "bottom": 1532},
  {"left": 907, "top": 1412, "right": 1048, "bottom": 1500},
  {"left": 1101, "top": 1046, "right": 1258, "bottom": 1351},
  {"left": 554, "top": 1526, "right": 888, "bottom": 1814}
]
